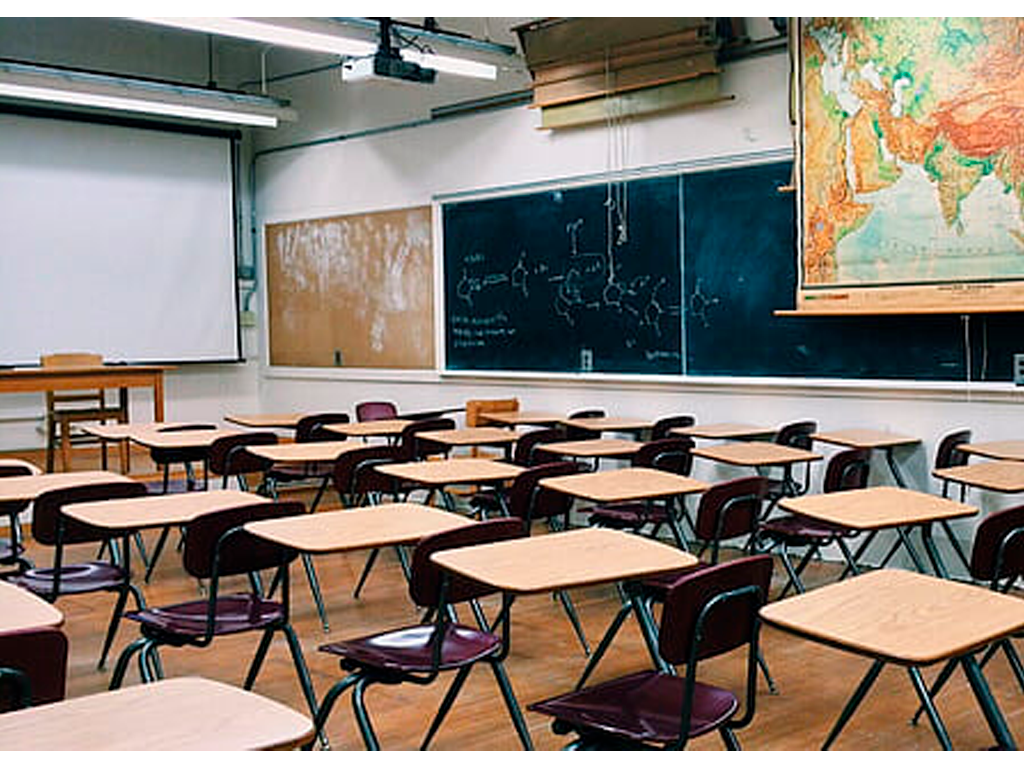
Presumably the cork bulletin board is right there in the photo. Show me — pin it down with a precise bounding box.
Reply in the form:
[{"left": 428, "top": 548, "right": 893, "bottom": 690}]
[{"left": 265, "top": 205, "right": 434, "bottom": 369}]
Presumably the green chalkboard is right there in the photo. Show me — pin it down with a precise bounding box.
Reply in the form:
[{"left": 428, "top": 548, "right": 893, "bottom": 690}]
[{"left": 442, "top": 158, "right": 1020, "bottom": 382}]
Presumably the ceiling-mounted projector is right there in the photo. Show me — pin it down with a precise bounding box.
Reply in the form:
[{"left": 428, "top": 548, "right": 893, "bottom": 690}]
[{"left": 342, "top": 17, "right": 438, "bottom": 84}]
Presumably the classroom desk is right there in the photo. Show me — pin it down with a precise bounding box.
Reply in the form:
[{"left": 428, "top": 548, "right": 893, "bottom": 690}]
[
  {"left": 0, "top": 470, "right": 132, "bottom": 504},
  {"left": 0, "top": 364, "right": 168, "bottom": 421},
  {"left": 558, "top": 416, "right": 653, "bottom": 435},
  {"left": 415, "top": 426, "right": 519, "bottom": 459},
  {"left": 224, "top": 412, "right": 306, "bottom": 429},
  {"left": 760, "top": 569, "right": 1024, "bottom": 750},
  {"left": 960, "top": 440, "right": 1024, "bottom": 462},
  {"left": 777, "top": 486, "right": 978, "bottom": 579},
  {"left": 245, "top": 502, "right": 474, "bottom": 592},
  {"left": 671, "top": 422, "right": 776, "bottom": 441},
  {"left": 693, "top": 441, "right": 823, "bottom": 504},
  {"left": 933, "top": 460, "right": 1024, "bottom": 496},
  {"left": 0, "top": 676, "right": 314, "bottom": 750},
  {"left": 535, "top": 438, "right": 643, "bottom": 465},
  {"left": 0, "top": 580, "right": 64, "bottom": 633},
  {"left": 539, "top": 466, "right": 709, "bottom": 549},
  {"left": 811, "top": 428, "right": 921, "bottom": 488},
  {"left": 478, "top": 410, "right": 564, "bottom": 428},
  {"left": 324, "top": 418, "right": 413, "bottom": 441},
  {"left": 245, "top": 440, "right": 365, "bottom": 465},
  {"left": 374, "top": 458, "right": 524, "bottom": 514}
]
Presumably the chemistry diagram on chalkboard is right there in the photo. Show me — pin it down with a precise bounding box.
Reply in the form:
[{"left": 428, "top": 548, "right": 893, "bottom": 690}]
[{"left": 443, "top": 175, "right": 683, "bottom": 375}]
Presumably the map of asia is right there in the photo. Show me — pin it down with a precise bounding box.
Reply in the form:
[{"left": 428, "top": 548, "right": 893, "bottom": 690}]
[{"left": 798, "top": 17, "right": 1024, "bottom": 312}]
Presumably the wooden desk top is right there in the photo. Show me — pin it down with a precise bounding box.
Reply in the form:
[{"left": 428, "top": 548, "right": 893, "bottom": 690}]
[
  {"left": 539, "top": 438, "right": 642, "bottom": 459},
  {"left": 478, "top": 410, "right": 563, "bottom": 427},
  {"left": 539, "top": 466, "right": 709, "bottom": 502},
  {"left": 811, "top": 428, "right": 920, "bottom": 449},
  {"left": 933, "top": 460, "right": 1024, "bottom": 493},
  {"left": 960, "top": 440, "right": 1024, "bottom": 462},
  {"left": 779, "top": 486, "right": 977, "bottom": 530},
  {"left": 0, "top": 677, "right": 313, "bottom": 750},
  {"left": 432, "top": 527, "right": 697, "bottom": 595},
  {"left": 416, "top": 427, "right": 519, "bottom": 447},
  {"left": 760, "top": 568, "right": 1024, "bottom": 666},
  {"left": 63, "top": 489, "right": 264, "bottom": 531},
  {"left": 245, "top": 503, "right": 474, "bottom": 554},
  {"left": 0, "top": 470, "right": 132, "bottom": 503},
  {"left": 693, "top": 441, "right": 822, "bottom": 467},
  {"left": 0, "top": 580, "right": 64, "bottom": 633},
  {"left": 374, "top": 458, "right": 524, "bottom": 486},
  {"left": 559, "top": 416, "right": 653, "bottom": 433},
  {"left": 129, "top": 426, "right": 242, "bottom": 449},
  {"left": 246, "top": 441, "right": 365, "bottom": 463},
  {"left": 224, "top": 412, "right": 306, "bottom": 428},
  {"left": 325, "top": 419, "right": 413, "bottom": 438},
  {"left": 671, "top": 422, "right": 776, "bottom": 440}
]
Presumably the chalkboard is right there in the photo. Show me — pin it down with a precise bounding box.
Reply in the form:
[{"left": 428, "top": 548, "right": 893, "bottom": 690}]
[
  {"left": 443, "top": 159, "right": 1021, "bottom": 382},
  {"left": 443, "top": 176, "right": 683, "bottom": 375}
]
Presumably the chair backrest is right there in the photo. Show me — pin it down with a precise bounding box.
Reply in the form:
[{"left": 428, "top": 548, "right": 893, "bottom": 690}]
[
  {"left": 465, "top": 398, "right": 519, "bottom": 427},
  {"left": 397, "top": 417, "right": 456, "bottom": 462},
  {"left": 512, "top": 426, "right": 569, "bottom": 466},
  {"left": 332, "top": 444, "right": 405, "bottom": 499},
  {"left": 207, "top": 432, "right": 278, "bottom": 480},
  {"left": 774, "top": 420, "right": 817, "bottom": 450},
  {"left": 0, "top": 460, "right": 41, "bottom": 478},
  {"left": 969, "top": 503, "right": 1024, "bottom": 586},
  {"left": 0, "top": 628, "right": 68, "bottom": 712},
  {"left": 651, "top": 414, "right": 697, "bottom": 440},
  {"left": 632, "top": 436, "right": 694, "bottom": 476},
  {"left": 409, "top": 518, "right": 526, "bottom": 608},
  {"left": 182, "top": 500, "right": 305, "bottom": 580},
  {"left": 355, "top": 401, "right": 399, "bottom": 422},
  {"left": 564, "top": 409, "right": 605, "bottom": 440},
  {"left": 694, "top": 476, "right": 767, "bottom": 563},
  {"left": 659, "top": 554, "right": 773, "bottom": 666},
  {"left": 40, "top": 353, "right": 106, "bottom": 408},
  {"left": 934, "top": 429, "right": 973, "bottom": 470},
  {"left": 295, "top": 413, "right": 350, "bottom": 443},
  {"left": 822, "top": 448, "right": 871, "bottom": 493},
  {"left": 31, "top": 480, "right": 148, "bottom": 547},
  {"left": 505, "top": 461, "right": 581, "bottom": 530}
]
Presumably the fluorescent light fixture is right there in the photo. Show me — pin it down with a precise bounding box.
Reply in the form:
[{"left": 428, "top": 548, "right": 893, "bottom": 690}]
[
  {"left": 131, "top": 17, "right": 377, "bottom": 58},
  {"left": 0, "top": 61, "right": 294, "bottom": 128},
  {"left": 0, "top": 81, "right": 278, "bottom": 127},
  {"left": 401, "top": 51, "right": 497, "bottom": 80}
]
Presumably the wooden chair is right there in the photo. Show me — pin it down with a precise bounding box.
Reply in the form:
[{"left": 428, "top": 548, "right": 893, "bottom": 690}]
[{"left": 41, "top": 353, "right": 127, "bottom": 472}]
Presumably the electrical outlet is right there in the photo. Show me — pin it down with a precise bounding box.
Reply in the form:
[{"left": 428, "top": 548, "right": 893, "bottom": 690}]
[{"left": 1014, "top": 354, "right": 1024, "bottom": 386}]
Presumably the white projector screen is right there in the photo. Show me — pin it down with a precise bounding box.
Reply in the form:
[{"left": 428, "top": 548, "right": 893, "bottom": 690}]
[{"left": 0, "top": 111, "right": 241, "bottom": 366}]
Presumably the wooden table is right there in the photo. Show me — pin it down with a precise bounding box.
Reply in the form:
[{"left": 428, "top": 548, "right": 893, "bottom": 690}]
[
  {"left": 0, "top": 580, "right": 63, "bottom": 633},
  {"left": 536, "top": 438, "right": 643, "bottom": 464},
  {"left": 811, "top": 428, "right": 921, "bottom": 488},
  {"left": 374, "top": 458, "right": 524, "bottom": 514},
  {"left": 693, "top": 441, "right": 822, "bottom": 504},
  {"left": 559, "top": 416, "right": 653, "bottom": 435},
  {"left": 245, "top": 440, "right": 364, "bottom": 465},
  {"left": 478, "top": 410, "right": 564, "bottom": 428},
  {"left": 671, "top": 422, "right": 776, "bottom": 441},
  {"left": 960, "top": 440, "right": 1024, "bottom": 462},
  {"left": 224, "top": 412, "right": 306, "bottom": 429},
  {"left": 0, "top": 676, "right": 313, "bottom": 750},
  {"left": 415, "top": 426, "right": 519, "bottom": 459},
  {"left": 325, "top": 418, "right": 413, "bottom": 440},
  {"left": 778, "top": 486, "right": 977, "bottom": 579},
  {"left": 0, "top": 364, "right": 168, "bottom": 421},
  {"left": 0, "top": 470, "right": 132, "bottom": 504},
  {"left": 760, "top": 569, "right": 1024, "bottom": 750},
  {"left": 934, "top": 459, "right": 1024, "bottom": 496},
  {"left": 539, "top": 466, "right": 708, "bottom": 549}
]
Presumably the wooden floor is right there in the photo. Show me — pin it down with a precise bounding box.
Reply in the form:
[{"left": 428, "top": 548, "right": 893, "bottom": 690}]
[{"left": 6, "top": 445, "right": 1024, "bottom": 750}]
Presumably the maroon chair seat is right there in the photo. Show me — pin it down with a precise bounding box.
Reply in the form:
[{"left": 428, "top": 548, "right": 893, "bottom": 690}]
[
  {"left": 532, "top": 669, "right": 738, "bottom": 745},
  {"left": 758, "top": 514, "right": 857, "bottom": 544},
  {"left": 530, "top": 556, "right": 773, "bottom": 751},
  {"left": 323, "top": 623, "right": 502, "bottom": 676},
  {"left": 309, "top": 518, "right": 533, "bottom": 751},
  {"left": 127, "top": 594, "right": 288, "bottom": 641},
  {"left": 10, "top": 561, "right": 128, "bottom": 596}
]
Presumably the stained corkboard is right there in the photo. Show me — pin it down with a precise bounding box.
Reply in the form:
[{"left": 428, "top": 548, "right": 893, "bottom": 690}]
[{"left": 265, "top": 206, "right": 435, "bottom": 369}]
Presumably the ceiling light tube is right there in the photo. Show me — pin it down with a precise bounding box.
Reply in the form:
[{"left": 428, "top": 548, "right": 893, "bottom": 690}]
[
  {"left": 131, "top": 17, "right": 378, "bottom": 58},
  {"left": 401, "top": 51, "right": 497, "bottom": 80},
  {"left": 0, "top": 81, "right": 279, "bottom": 127}
]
